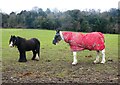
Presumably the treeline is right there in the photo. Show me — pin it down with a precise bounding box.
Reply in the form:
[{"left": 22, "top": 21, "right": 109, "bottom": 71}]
[{"left": 1, "top": 7, "right": 119, "bottom": 33}]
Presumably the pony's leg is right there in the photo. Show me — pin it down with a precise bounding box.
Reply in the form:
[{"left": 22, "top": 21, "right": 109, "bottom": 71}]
[
  {"left": 94, "top": 51, "right": 100, "bottom": 64},
  {"left": 19, "top": 52, "right": 27, "bottom": 62},
  {"left": 35, "top": 53, "right": 39, "bottom": 61},
  {"left": 72, "top": 52, "right": 77, "bottom": 65},
  {"left": 32, "top": 51, "right": 36, "bottom": 60},
  {"left": 101, "top": 49, "right": 106, "bottom": 64},
  {"left": 37, "top": 47, "right": 40, "bottom": 59},
  {"left": 35, "top": 46, "right": 40, "bottom": 61}
]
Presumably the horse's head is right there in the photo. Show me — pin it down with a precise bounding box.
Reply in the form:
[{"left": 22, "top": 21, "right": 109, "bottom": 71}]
[
  {"left": 52, "top": 29, "right": 62, "bottom": 45},
  {"left": 9, "top": 35, "right": 18, "bottom": 47}
]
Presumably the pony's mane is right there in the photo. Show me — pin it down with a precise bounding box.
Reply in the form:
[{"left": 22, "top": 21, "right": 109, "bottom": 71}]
[{"left": 16, "top": 36, "right": 26, "bottom": 41}]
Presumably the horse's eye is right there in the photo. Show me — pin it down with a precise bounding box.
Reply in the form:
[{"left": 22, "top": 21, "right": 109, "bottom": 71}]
[
  {"left": 14, "top": 39, "right": 17, "bottom": 43},
  {"left": 55, "top": 36, "right": 58, "bottom": 38}
]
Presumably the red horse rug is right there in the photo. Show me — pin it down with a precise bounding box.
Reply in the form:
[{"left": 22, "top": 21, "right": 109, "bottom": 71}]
[{"left": 62, "top": 32, "right": 105, "bottom": 51}]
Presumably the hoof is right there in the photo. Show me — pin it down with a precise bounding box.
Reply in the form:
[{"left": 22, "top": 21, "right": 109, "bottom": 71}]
[
  {"left": 18, "top": 60, "right": 27, "bottom": 62},
  {"left": 100, "top": 61, "right": 106, "bottom": 64},
  {"left": 35, "top": 57, "right": 39, "bottom": 61},
  {"left": 93, "top": 60, "right": 99, "bottom": 64},
  {"left": 32, "top": 58, "right": 39, "bottom": 61},
  {"left": 100, "top": 59, "right": 106, "bottom": 64},
  {"left": 32, "top": 58, "right": 35, "bottom": 60},
  {"left": 35, "top": 55, "right": 40, "bottom": 61},
  {"left": 35, "top": 59, "right": 39, "bottom": 61},
  {"left": 72, "top": 62, "right": 77, "bottom": 65}
]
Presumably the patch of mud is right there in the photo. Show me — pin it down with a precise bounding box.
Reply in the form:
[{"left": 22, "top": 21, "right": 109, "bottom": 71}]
[{"left": 2, "top": 59, "right": 118, "bottom": 83}]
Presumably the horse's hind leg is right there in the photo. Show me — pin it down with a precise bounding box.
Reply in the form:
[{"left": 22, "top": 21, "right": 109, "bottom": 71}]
[
  {"left": 35, "top": 46, "right": 40, "bottom": 61},
  {"left": 101, "top": 49, "right": 106, "bottom": 64},
  {"left": 32, "top": 46, "right": 40, "bottom": 61},
  {"left": 94, "top": 50, "right": 100, "bottom": 64},
  {"left": 32, "top": 50, "right": 36, "bottom": 60}
]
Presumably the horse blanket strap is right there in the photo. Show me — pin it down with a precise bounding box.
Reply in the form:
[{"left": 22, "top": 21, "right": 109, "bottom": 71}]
[{"left": 62, "top": 32, "right": 105, "bottom": 51}]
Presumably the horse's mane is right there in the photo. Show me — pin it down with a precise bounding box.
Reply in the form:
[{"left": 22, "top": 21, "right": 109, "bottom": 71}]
[{"left": 16, "top": 36, "right": 27, "bottom": 42}]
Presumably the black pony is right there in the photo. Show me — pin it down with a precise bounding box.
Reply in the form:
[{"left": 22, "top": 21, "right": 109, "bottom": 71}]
[{"left": 9, "top": 35, "right": 40, "bottom": 62}]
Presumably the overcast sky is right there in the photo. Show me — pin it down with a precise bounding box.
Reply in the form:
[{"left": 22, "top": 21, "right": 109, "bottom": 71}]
[{"left": 0, "top": 0, "right": 119, "bottom": 14}]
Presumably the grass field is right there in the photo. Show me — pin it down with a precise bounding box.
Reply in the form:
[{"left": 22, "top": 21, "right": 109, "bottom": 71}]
[{"left": 1, "top": 29, "right": 119, "bottom": 83}]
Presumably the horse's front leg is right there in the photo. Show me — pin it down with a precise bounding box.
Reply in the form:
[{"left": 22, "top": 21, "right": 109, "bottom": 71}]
[
  {"left": 72, "top": 51, "right": 77, "bottom": 65},
  {"left": 18, "top": 51, "right": 27, "bottom": 62}
]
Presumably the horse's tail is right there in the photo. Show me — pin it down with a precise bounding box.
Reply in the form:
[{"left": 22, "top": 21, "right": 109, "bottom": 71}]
[
  {"left": 33, "top": 38, "right": 40, "bottom": 56},
  {"left": 33, "top": 38, "right": 40, "bottom": 45}
]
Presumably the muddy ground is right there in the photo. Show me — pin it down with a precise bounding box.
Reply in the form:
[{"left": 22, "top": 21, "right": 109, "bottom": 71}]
[{"left": 2, "top": 58, "right": 119, "bottom": 84}]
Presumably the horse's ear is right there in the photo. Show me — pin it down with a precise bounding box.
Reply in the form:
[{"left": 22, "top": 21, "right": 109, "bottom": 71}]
[
  {"left": 56, "top": 29, "right": 60, "bottom": 33},
  {"left": 13, "top": 35, "right": 16, "bottom": 37},
  {"left": 56, "top": 28, "right": 61, "bottom": 33},
  {"left": 11, "top": 35, "right": 16, "bottom": 38}
]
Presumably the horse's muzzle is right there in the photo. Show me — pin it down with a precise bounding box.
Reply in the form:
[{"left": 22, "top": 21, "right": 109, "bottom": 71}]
[
  {"left": 9, "top": 44, "right": 13, "bottom": 47},
  {"left": 52, "top": 40, "right": 56, "bottom": 45}
]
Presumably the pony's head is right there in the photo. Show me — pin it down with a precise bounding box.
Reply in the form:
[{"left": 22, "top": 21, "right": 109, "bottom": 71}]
[
  {"left": 9, "top": 35, "right": 18, "bottom": 47},
  {"left": 52, "top": 29, "right": 62, "bottom": 45}
]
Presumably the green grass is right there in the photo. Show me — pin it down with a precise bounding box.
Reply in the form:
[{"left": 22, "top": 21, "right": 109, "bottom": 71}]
[
  {"left": 1, "top": 28, "right": 118, "bottom": 66},
  {"left": 2, "top": 29, "right": 118, "bottom": 61},
  {"left": 1, "top": 28, "right": 119, "bottom": 83}
]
